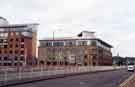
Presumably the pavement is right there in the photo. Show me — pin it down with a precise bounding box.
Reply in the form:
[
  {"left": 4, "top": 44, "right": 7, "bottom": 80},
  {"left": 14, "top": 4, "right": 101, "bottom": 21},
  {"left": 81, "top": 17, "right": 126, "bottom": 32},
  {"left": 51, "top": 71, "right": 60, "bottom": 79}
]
[{"left": 9, "top": 69, "right": 133, "bottom": 87}]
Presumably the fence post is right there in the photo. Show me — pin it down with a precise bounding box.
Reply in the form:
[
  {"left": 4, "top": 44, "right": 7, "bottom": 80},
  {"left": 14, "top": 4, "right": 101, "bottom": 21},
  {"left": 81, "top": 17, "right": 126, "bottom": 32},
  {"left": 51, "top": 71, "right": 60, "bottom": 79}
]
[
  {"left": 18, "top": 67, "right": 22, "bottom": 80},
  {"left": 40, "top": 66, "right": 43, "bottom": 76},
  {"left": 4, "top": 69, "right": 8, "bottom": 82}
]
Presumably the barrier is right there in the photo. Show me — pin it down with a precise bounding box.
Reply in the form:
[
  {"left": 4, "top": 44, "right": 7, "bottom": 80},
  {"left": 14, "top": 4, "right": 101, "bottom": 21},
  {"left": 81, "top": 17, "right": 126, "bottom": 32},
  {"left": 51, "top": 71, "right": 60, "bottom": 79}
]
[{"left": 0, "top": 66, "right": 125, "bottom": 86}]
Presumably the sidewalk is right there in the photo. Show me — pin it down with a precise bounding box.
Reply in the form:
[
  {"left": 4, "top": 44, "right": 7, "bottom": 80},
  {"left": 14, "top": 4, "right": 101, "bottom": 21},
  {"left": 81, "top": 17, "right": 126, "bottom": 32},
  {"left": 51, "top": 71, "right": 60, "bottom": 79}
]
[{"left": 118, "top": 74, "right": 135, "bottom": 87}]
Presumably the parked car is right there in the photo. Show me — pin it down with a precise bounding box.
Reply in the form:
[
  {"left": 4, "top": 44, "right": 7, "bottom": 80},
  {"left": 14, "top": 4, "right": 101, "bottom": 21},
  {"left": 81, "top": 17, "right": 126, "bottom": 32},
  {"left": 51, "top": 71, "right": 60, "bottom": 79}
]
[{"left": 127, "top": 63, "right": 134, "bottom": 72}]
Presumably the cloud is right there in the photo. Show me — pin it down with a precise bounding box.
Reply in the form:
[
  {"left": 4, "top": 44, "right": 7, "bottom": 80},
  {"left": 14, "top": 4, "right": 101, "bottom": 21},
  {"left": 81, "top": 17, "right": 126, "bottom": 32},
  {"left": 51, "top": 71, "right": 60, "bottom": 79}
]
[{"left": 0, "top": 0, "right": 135, "bottom": 56}]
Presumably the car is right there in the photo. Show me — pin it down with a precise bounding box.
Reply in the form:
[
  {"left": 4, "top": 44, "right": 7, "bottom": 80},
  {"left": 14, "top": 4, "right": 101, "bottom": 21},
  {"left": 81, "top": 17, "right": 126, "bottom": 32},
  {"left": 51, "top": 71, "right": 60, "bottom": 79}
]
[{"left": 127, "top": 65, "right": 134, "bottom": 72}]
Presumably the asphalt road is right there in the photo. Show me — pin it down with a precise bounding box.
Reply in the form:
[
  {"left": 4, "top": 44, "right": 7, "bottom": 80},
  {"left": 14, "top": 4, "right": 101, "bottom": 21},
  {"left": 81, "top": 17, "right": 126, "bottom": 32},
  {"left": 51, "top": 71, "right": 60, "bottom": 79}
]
[{"left": 11, "top": 69, "right": 133, "bottom": 87}]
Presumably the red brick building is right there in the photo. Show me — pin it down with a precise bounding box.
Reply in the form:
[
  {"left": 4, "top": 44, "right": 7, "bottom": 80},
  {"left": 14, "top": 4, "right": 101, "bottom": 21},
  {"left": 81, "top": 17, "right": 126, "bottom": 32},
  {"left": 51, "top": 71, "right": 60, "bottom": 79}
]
[
  {"left": 38, "top": 31, "right": 113, "bottom": 66},
  {"left": 0, "top": 17, "right": 38, "bottom": 66}
]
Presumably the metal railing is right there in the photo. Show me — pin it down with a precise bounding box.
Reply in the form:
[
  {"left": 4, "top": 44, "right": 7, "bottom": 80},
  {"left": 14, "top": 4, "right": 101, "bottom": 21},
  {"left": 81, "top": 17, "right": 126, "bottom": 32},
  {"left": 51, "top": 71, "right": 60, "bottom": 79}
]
[{"left": 0, "top": 66, "right": 125, "bottom": 84}]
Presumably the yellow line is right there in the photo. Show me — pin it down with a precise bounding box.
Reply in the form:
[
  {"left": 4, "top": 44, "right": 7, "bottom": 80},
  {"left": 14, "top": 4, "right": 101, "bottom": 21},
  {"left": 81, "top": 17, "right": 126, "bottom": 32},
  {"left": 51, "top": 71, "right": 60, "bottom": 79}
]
[{"left": 118, "top": 74, "right": 135, "bottom": 87}]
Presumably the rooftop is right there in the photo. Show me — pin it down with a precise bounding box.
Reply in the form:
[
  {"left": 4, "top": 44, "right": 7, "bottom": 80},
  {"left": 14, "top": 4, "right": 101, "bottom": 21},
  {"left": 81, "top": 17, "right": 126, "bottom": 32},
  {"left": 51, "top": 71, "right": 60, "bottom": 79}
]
[
  {"left": 40, "top": 31, "right": 113, "bottom": 48},
  {"left": 0, "top": 17, "right": 39, "bottom": 32}
]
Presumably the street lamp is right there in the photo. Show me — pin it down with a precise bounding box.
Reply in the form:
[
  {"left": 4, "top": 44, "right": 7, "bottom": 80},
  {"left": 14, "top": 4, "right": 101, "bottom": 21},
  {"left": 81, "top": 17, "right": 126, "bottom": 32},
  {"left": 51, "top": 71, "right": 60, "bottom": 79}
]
[{"left": 52, "top": 29, "right": 63, "bottom": 66}]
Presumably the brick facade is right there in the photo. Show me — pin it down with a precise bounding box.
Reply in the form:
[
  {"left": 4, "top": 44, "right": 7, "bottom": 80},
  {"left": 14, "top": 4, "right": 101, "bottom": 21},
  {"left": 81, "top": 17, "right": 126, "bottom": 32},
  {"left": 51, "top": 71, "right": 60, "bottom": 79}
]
[
  {"left": 0, "top": 17, "right": 38, "bottom": 66},
  {"left": 38, "top": 31, "right": 112, "bottom": 66}
]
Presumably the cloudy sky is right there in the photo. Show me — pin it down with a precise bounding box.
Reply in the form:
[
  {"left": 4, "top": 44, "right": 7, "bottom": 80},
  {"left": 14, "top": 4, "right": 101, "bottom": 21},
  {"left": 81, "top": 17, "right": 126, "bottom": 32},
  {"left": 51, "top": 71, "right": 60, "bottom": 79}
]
[{"left": 0, "top": 0, "right": 135, "bottom": 57}]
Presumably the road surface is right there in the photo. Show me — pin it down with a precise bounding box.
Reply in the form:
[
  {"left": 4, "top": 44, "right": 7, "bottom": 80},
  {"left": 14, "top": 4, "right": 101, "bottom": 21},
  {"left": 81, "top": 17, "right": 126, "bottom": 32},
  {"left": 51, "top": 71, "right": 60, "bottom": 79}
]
[{"left": 10, "top": 69, "right": 133, "bottom": 87}]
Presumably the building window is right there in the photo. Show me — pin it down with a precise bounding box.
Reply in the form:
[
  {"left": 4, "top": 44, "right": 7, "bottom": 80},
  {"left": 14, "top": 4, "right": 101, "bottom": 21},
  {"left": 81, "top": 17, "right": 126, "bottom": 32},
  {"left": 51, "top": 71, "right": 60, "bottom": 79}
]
[
  {"left": 14, "top": 63, "right": 17, "bottom": 66},
  {"left": 14, "top": 56, "right": 18, "bottom": 61},
  {"left": 9, "top": 44, "right": 13, "bottom": 48},
  {"left": 4, "top": 63, "right": 7, "bottom": 66},
  {"left": 53, "top": 41, "right": 64, "bottom": 46},
  {"left": 19, "top": 63, "right": 22, "bottom": 66},
  {"left": 4, "top": 50, "right": 7, "bottom": 54},
  {"left": 15, "top": 50, "right": 18, "bottom": 54},
  {"left": 20, "top": 56, "right": 24, "bottom": 61},
  {"left": 10, "top": 38, "right": 13, "bottom": 42},
  {"left": 21, "top": 51, "right": 24, "bottom": 54},
  {"left": 3, "top": 39, "right": 6, "bottom": 42},
  {"left": 16, "top": 44, "right": 19, "bottom": 48},
  {"left": 16, "top": 38, "right": 19, "bottom": 41},
  {"left": 8, "top": 63, "right": 12, "bottom": 66},
  {"left": 91, "top": 40, "right": 97, "bottom": 46},
  {"left": 0, "top": 33, "right": 8, "bottom": 37},
  {"left": 0, "top": 39, "right": 3, "bottom": 43},
  {"left": 4, "top": 45, "right": 7, "bottom": 48},
  {"left": 65, "top": 41, "right": 76, "bottom": 46},
  {"left": 21, "top": 38, "right": 24, "bottom": 42},
  {"left": 44, "top": 42, "right": 52, "bottom": 46},
  {"left": 91, "top": 48, "right": 97, "bottom": 54},
  {"left": 9, "top": 50, "right": 13, "bottom": 54},
  {"left": 21, "top": 44, "right": 24, "bottom": 48},
  {"left": 78, "top": 41, "right": 88, "bottom": 46},
  {"left": 4, "top": 57, "right": 8, "bottom": 60}
]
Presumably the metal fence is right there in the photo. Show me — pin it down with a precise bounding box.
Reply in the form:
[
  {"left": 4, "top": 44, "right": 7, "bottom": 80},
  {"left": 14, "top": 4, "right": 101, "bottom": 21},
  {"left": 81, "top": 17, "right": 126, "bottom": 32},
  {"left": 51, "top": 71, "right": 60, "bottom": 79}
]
[{"left": 0, "top": 66, "right": 125, "bottom": 84}]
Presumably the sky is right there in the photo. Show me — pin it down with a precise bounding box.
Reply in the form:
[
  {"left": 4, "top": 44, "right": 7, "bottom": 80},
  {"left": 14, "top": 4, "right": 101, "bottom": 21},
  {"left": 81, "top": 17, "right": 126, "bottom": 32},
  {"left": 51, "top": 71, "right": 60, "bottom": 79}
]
[{"left": 0, "top": 0, "right": 135, "bottom": 57}]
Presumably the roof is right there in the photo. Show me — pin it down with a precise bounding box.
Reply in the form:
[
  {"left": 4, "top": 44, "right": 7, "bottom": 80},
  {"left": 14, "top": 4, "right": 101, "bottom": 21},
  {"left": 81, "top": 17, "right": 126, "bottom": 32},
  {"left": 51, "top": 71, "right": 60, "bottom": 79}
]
[
  {"left": 0, "top": 23, "right": 39, "bottom": 28},
  {"left": 0, "top": 17, "right": 8, "bottom": 21},
  {"left": 39, "top": 37, "right": 113, "bottom": 48},
  {"left": 39, "top": 37, "right": 95, "bottom": 41}
]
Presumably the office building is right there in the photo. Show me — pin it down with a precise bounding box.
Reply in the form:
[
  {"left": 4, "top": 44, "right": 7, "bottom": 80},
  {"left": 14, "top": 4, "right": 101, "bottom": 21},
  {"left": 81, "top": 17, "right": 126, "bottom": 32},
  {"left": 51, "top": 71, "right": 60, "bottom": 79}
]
[{"left": 38, "top": 31, "right": 113, "bottom": 66}]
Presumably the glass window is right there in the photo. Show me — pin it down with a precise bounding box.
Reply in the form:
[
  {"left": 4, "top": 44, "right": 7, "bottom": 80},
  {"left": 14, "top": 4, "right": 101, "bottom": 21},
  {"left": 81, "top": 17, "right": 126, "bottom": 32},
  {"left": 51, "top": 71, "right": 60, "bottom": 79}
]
[
  {"left": 15, "top": 56, "right": 18, "bottom": 60},
  {"left": 4, "top": 57, "right": 8, "bottom": 60},
  {"left": 21, "top": 44, "right": 24, "bottom": 48},
  {"left": 78, "top": 41, "right": 88, "bottom": 46},
  {"left": 91, "top": 40, "right": 97, "bottom": 46},
  {"left": 3, "top": 39, "right": 7, "bottom": 42},
  {"left": 8, "top": 63, "right": 11, "bottom": 66},
  {"left": 21, "top": 38, "right": 24, "bottom": 42},
  {"left": 65, "top": 41, "right": 76, "bottom": 46},
  {"left": 19, "top": 63, "right": 22, "bottom": 66},
  {"left": 10, "top": 39, "right": 13, "bottom": 42},
  {"left": 10, "top": 44, "right": 13, "bottom": 48},
  {"left": 4, "top": 45, "right": 7, "bottom": 48},
  {"left": 9, "top": 50, "right": 12, "bottom": 54},
  {"left": 21, "top": 50, "right": 24, "bottom": 54},
  {"left": 0, "top": 39, "right": 3, "bottom": 43},
  {"left": 20, "top": 56, "right": 24, "bottom": 61},
  {"left": 16, "top": 38, "right": 19, "bottom": 41},
  {"left": 15, "top": 50, "right": 18, "bottom": 54},
  {"left": 14, "top": 63, "right": 17, "bottom": 66},
  {"left": 4, "top": 50, "right": 7, "bottom": 54},
  {"left": 16, "top": 44, "right": 19, "bottom": 48},
  {"left": 53, "top": 41, "right": 64, "bottom": 46},
  {"left": 4, "top": 63, "right": 7, "bottom": 66},
  {"left": 45, "top": 41, "right": 52, "bottom": 46}
]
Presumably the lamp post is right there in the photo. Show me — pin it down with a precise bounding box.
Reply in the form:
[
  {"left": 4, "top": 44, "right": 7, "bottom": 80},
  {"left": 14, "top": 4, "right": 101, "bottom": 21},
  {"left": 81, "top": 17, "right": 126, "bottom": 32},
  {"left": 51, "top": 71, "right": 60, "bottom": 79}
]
[{"left": 52, "top": 29, "right": 62, "bottom": 67}]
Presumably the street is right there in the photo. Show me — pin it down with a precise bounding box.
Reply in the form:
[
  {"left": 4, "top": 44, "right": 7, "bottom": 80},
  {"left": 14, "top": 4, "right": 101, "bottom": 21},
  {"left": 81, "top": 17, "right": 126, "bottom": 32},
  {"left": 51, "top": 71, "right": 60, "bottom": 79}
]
[{"left": 10, "top": 69, "right": 133, "bottom": 87}]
